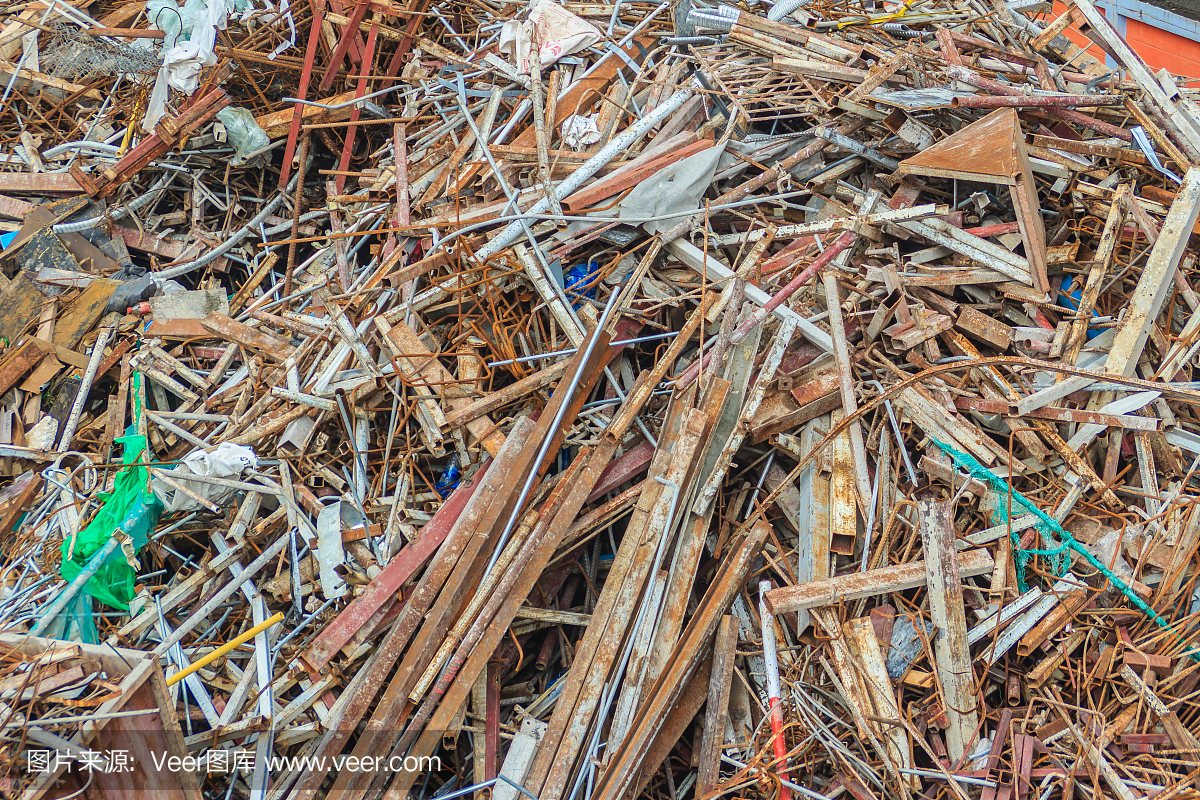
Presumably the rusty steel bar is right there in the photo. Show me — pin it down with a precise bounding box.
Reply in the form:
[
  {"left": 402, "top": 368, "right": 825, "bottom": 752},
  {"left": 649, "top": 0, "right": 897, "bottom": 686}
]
[
  {"left": 951, "top": 93, "right": 1125, "bottom": 108},
  {"left": 947, "top": 66, "right": 1133, "bottom": 141},
  {"left": 676, "top": 229, "right": 857, "bottom": 388}
]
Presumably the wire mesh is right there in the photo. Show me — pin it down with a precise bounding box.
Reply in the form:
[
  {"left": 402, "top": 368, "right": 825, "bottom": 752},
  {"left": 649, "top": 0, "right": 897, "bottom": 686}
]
[{"left": 42, "top": 24, "right": 162, "bottom": 81}]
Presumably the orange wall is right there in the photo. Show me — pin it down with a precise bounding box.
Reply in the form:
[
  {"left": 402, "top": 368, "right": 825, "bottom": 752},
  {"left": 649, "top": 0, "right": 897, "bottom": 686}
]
[
  {"left": 1125, "top": 17, "right": 1200, "bottom": 78},
  {"left": 1049, "top": 1, "right": 1200, "bottom": 79}
]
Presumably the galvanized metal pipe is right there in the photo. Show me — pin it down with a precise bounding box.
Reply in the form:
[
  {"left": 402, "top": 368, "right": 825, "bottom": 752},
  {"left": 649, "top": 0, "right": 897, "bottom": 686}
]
[
  {"left": 29, "top": 536, "right": 120, "bottom": 637},
  {"left": 759, "top": 579, "right": 791, "bottom": 800},
  {"left": 57, "top": 326, "right": 114, "bottom": 450},
  {"left": 484, "top": 286, "right": 621, "bottom": 576},
  {"left": 150, "top": 532, "right": 289, "bottom": 658}
]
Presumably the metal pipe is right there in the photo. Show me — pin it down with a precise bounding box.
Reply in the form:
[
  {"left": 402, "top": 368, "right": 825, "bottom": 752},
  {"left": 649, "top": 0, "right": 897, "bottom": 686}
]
[
  {"left": 487, "top": 331, "right": 683, "bottom": 366},
  {"left": 29, "top": 537, "right": 119, "bottom": 637},
  {"left": 759, "top": 579, "right": 791, "bottom": 800},
  {"left": 150, "top": 532, "right": 289, "bottom": 658},
  {"left": 53, "top": 172, "right": 174, "bottom": 233},
  {"left": 57, "top": 326, "right": 113, "bottom": 450},
  {"left": 282, "top": 85, "right": 409, "bottom": 109},
  {"left": 768, "top": 0, "right": 809, "bottom": 21},
  {"left": 950, "top": 93, "right": 1125, "bottom": 109},
  {"left": 156, "top": 174, "right": 298, "bottom": 279},
  {"left": 166, "top": 612, "right": 285, "bottom": 687},
  {"left": 483, "top": 285, "right": 622, "bottom": 575},
  {"left": 42, "top": 141, "right": 122, "bottom": 159},
  {"left": 946, "top": 66, "right": 1132, "bottom": 142}
]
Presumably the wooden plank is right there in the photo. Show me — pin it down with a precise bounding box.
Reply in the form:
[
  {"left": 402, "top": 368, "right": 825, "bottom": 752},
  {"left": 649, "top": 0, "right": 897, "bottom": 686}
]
[
  {"left": 0, "top": 471, "right": 42, "bottom": 537},
  {"left": 0, "top": 59, "right": 104, "bottom": 102},
  {"left": 494, "top": 718, "right": 549, "bottom": 800},
  {"left": 1099, "top": 168, "right": 1200, "bottom": 382}
]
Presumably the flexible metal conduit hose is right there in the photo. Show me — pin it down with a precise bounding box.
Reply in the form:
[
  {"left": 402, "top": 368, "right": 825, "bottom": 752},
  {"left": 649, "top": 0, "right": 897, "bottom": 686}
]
[
  {"left": 156, "top": 173, "right": 300, "bottom": 280},
  {"left": 767, "top": 0, "right": 809, "bottom": 21},
  {"left": 52, "top": 172, "right": 175, "bottom": 234},
  {"left": 41, "top": 141, "right": 122, "bottom": 159},
  {"left": 688, "top": 6, "right": 737, "bottom": 30}
]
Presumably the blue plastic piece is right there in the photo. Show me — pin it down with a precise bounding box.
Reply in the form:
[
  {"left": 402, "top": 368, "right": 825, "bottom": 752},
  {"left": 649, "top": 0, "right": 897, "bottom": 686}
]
[
  {"left": 434, "top": 454, "right": 461, "bottom": 497},
  {"left": 1056, "top": 275, "right": 1102, "bottom": 340},
  {"left": 0, "top": 231, "right": 16, "bottom": 249},
  {"left": 564, "top": 261, "right": 599, "bottom": 309}
]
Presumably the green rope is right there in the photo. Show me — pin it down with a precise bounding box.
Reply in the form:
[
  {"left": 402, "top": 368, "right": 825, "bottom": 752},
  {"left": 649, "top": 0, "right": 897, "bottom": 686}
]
[{"left": 929, "top": 438, "right": 1174, "bottom": 634}]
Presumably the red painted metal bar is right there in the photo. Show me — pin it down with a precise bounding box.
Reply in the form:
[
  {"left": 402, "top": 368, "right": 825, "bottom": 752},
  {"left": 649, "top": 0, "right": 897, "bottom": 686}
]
[
  {"left": 325, "top": 0, "right": 366, "bottom": 64},
  {"left": 376, "top": 124, "right": 410, "bottom": 274},
  {"left": 279, "top": 4, "right": 325, "bottom": 189},
  {"left": 584, "top": 440, "right": 654, "bottom": 503},
  {"left": 87, "top": 89, "right": 230, "bottom": 198},
  {"left": 320, "top": 0, "right": 371, "bottom": 90},
  {"left": 299, "top": 459, "right": 492, "bottom": 672},
  {"left": 335, "top": 20, "right": 380, "bottom": 194},
  {"left": 382, "top": 0, "right": 432, "bottom": 86},
  {"left": 951, "top": 93, "right": 1125, "bottom": 109},
  {"left": 946, "top": 66, "right": 1132, "bottom": 142},
  {"left": 676, "top": 230, "right": 859, "bottom": 388},
  {"left": 394, "top": 123, "right": 411, "bottom": 225}
]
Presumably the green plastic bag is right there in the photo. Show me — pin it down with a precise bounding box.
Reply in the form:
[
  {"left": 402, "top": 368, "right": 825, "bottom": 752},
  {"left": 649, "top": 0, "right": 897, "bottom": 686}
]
[{"left": 59, "top": 429, "right": 163, "bottom": 611}]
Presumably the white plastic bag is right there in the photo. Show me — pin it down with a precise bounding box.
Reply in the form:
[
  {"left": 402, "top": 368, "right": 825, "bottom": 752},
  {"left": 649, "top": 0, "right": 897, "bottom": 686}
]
[
  {"left": 499, "top": 0, "right": 601, "bottom": 74},
  {"left": 143, "top": 0, "right": 228, "bottom": 131},
  {"left": 215, "top": 107, "right": 270, "bottom": 164},
  {"left": 618, "top": 143, "right": 726, "bottom": 234},
  {"left": 562, "top": 114, "right": 601, "bottom": 149},
  {"left": 151, "top": 443, "right": 258, "bottom": 512}
]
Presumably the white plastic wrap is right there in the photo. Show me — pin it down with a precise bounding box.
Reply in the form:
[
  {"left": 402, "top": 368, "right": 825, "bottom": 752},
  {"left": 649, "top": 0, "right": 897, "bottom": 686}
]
[
  {"left": 500, "top": 0, "right": 601, "bottom": 74},
  {"left": 151, "top": 443, "right": 257, "bottom": 512}
]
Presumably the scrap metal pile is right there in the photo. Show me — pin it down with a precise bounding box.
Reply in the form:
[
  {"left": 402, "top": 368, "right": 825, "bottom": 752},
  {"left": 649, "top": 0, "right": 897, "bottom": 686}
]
[{"left": 6, "top": 0, "right": 1200, "bottom": 798}]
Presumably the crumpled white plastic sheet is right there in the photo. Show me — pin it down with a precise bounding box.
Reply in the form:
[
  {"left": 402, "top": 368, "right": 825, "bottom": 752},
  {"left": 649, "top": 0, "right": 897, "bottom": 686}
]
[
  {"left": 143, "top": 0, "right": 229, "bottom": 131},
  {"left": 499, "top": 0, "right": 601, "bottom": 74},
  {"left": 561, "top": 114, "right": 601, "bottom": 149},
  {"left": 267, "top": 0, "right": 296, "bottom": 60},
  {"left": 151, "top": 442, "right": 258, "bottom": 513},
  {"left": 618, "top": 143, "right": 727, "bottom": 234}
]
